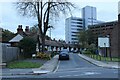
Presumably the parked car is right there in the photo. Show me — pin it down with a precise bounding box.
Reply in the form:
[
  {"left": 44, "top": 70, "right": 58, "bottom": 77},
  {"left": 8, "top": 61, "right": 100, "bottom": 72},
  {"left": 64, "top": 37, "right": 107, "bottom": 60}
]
[{"left": 59, "top": 49, "right": 69, "bottom": 60}]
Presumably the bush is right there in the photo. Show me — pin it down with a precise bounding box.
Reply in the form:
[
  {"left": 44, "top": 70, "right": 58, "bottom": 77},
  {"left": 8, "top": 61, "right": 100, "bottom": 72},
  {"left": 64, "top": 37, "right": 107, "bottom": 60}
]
[
  {"left": 51, "top": 51, "right": 59, "bottom": 58},
  {"left": 36, "top": 52, "right": 51, "bottom": 60},
  {"left": 88, "top": 44, "right": 97, "bottom": 54},
  {"left": 83, "top": 50, "right": 92, "bottom": 54},
  {"left": 18, "top": 37, "right": 36, "bottom": 58}
]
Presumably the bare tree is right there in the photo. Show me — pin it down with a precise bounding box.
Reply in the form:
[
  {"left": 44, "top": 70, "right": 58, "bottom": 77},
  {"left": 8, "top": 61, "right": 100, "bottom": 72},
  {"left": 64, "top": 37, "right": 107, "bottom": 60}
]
[{"left": 16, "top": 0, "right": 75, "bottom": 53}]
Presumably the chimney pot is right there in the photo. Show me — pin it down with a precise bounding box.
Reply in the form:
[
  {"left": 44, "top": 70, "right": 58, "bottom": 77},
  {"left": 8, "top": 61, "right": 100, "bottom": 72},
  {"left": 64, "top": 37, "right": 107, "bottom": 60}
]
[
  {"left": 17, "top": 25, "right": 23, "bottom": 34},
  {"left": 25, "top": 26, "right": 29, "bottom": 33}
]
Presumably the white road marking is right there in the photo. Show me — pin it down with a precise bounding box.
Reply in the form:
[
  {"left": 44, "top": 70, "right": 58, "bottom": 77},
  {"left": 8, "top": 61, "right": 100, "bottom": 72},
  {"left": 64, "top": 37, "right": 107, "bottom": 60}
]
[
  {"left": 73, "top": 74, "right": 81, "bottom": 77},
  {"left": 59, "top": 71, "right": 101, "bottom": 78},
  {"left": 83, "top": 72, "right": 100, "bottom": 75},
  {"left": 59, "top": 75, "right": 71, "bottom": 77},
  {"left": 33, "top": 70, "right": 50, "bottom": 74},
  {"left": 53, "top": 61, "right": 60, "bottom": 73}
]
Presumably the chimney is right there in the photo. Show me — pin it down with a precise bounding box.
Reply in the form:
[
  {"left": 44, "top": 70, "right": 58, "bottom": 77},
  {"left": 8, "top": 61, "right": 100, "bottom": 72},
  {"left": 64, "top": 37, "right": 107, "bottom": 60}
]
[
  {"left": 25, "top": 26, "right": 29, "bottom": 33},
  {"left": 17, "top": 25, "right": 23, "bottom": 34}
]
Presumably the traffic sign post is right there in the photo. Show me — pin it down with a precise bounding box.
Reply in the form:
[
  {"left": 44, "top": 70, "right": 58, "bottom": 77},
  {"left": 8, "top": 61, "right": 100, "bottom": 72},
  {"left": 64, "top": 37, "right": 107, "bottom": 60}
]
[{"left": 98, "top": 37, "right": 110, "bottom": 62}]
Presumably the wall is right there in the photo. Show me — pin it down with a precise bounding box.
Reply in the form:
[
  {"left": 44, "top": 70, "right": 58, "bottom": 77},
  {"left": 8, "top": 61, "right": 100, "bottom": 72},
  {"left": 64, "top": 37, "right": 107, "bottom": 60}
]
[
  {"left": 110, "top": 24, "right": 119, "bottom": 57},
  {"left": 118, "top": 14, "right": 120, "bottom": 57},
  {"left": 2, "top": 43, "right": 20, "bottom": 62}
]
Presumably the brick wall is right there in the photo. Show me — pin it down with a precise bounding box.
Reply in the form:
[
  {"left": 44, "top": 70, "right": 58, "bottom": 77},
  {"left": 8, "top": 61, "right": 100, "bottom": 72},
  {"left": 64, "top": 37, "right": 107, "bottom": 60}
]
[
  {"left": 110, "top": 15, "right": 119, "bottom": 57},
  {"left": 118, "top": 14, "right": 120, "bottom": 57},
  {"left": 110, "top": 24, "right": 118, "bottom": 57}
]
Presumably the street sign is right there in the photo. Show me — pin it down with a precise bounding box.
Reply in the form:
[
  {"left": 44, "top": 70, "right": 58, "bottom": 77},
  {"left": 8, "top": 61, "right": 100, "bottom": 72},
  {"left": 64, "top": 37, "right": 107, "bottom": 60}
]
[{"left": 98, "top": 37, "right": 110, "bottom": 47}]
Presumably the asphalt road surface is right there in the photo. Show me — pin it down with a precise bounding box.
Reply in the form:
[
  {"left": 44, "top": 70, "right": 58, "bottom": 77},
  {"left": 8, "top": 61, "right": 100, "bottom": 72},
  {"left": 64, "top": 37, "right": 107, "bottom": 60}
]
[{"left": 2, "top": 53, "right": 119, "bottom": 80}]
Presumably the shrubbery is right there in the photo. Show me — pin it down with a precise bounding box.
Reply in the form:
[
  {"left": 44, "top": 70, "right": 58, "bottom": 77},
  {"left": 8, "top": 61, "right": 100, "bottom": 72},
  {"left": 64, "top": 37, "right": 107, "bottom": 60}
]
[
  {"left": 51, "top": 51, "right": 59, "bottom": 58},
  {"left": 36, "top": 51, "right": 59, "bottom": 60},
  {"left": 83, "top": 43, "right": 97, "bottom": 54},
  {"left": 18, "top": 37, "right": 36, "bottom": 58},
  {"left": 36, "top": 52, "right": 51, "bottom": 60},
  {"left": 83, "top": 50, "right": 92, "bottom": 54}
]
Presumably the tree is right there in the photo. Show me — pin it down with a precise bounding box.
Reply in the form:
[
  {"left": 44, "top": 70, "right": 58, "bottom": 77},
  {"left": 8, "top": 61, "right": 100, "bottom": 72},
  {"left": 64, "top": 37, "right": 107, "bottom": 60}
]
[
  {"left": 16, "top": 0, "right": 75, "bottom": 53},
  {"left": 78, "top": 30, "right": 95, "bottom": 48},
  {"left": 30, "top": 24, "right": 39, "bottom": 34},
  {"left": 86, "top": 30, "right": 95, "bottom": 45},
  {"left": 2, "top": 29, "right": 15, "bottom": 42},
  {"left": 30, "top": 25, "right": 51, "bottom": 40},
  {"left": 18, "top": 37, "right": 36, "bottom": 58},
  {"left": 78, "top": 30, "right": 86, "bottom": 48}
]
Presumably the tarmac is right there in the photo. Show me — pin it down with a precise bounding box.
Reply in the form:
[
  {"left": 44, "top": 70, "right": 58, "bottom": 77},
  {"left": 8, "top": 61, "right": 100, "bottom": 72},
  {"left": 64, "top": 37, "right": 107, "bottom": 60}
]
[{"left": 1, "top": 53, "right": 119, "bottom": 77}]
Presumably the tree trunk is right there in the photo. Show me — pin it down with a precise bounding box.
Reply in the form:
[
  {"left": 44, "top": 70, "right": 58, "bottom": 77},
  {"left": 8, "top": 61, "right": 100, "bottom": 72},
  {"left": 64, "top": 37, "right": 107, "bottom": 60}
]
[
  {"left": 41, "top": 34, "right": 45, "bottom": 53},
  {"left": 37, "top": 34, "right": 41, "bottom": 52}
]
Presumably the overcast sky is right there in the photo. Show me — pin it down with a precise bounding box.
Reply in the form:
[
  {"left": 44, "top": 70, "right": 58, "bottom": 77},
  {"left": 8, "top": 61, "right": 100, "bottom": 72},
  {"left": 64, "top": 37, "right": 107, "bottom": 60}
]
[{"left": 0, "top": 0, "right": 119, "bottom": 40}]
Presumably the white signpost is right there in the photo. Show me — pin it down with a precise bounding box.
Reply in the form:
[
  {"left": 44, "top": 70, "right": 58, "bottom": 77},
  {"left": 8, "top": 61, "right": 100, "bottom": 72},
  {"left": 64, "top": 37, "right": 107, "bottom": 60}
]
[
  {"left": 98, "top": 37, "right": 110, "bottom": 61},
  {"left": 98, "top": 37, "right": 110, "bottom": 48}
]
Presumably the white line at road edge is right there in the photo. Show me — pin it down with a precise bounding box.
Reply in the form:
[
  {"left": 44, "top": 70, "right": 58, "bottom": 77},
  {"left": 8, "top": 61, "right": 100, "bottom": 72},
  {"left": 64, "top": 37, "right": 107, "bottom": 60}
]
[{"left": 53, "top": 61, "right": 60, "bottom": 73}]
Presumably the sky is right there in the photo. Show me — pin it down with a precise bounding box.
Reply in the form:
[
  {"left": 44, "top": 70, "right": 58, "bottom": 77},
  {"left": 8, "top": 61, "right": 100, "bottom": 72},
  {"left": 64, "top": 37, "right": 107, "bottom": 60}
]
[{"left": 0, "top": 0, "right": 119, "bottom": 40}]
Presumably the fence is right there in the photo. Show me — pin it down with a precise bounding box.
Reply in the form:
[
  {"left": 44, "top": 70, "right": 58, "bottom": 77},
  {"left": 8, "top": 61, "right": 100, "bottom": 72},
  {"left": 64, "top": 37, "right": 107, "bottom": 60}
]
[{"left": 2, "top": 43, "right": 20, "bottom": 62}]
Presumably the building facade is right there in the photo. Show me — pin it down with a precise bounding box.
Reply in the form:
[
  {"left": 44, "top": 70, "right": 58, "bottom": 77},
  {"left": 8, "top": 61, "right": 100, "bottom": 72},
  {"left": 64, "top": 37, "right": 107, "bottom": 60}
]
[
  {"left": 82, "top": 6, "right": 103, "bottom": 29},
  {"left": 65, "top": 17, "right": 83, "bottom": 44},
  {"left": 65, "top": 6, "right": 103, "bottom": 44},
  {"left": 0, "top": 28, "right": 2, "bottom": 42},
  {"left": 88, "top": 20, "right": 118, "bottom": 57}
]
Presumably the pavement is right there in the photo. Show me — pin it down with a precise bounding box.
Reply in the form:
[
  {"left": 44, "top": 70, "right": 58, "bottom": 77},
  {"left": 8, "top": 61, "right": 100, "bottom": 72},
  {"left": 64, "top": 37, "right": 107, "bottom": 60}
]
[
  {"left": 78, "top": 54, "right": 120, "bottom": 69},
  {"left": 32, "top": 55, "right": 59, "bottom": 74},
  {"left": 1, "top": 55, "right": 59, "bottom": 76}
]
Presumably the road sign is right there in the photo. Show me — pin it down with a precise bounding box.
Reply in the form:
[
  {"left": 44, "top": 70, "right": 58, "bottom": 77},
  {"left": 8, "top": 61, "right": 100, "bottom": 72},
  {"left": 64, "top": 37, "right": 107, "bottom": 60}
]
[{"left": 98, "top": 37, "right": 109, "bottom": 47}]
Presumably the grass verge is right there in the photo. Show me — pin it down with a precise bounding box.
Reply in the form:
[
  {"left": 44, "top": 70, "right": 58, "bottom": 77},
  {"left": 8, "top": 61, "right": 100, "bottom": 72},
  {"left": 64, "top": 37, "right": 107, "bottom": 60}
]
[{"left": 7, "top": 61, "right": 42, "bottom": 69}]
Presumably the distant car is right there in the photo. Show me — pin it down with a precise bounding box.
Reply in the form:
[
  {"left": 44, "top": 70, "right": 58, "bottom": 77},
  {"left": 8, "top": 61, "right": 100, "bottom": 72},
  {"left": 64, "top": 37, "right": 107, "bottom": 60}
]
[{"left": 59, "top": 49, "right": 69, "bottom": 60}]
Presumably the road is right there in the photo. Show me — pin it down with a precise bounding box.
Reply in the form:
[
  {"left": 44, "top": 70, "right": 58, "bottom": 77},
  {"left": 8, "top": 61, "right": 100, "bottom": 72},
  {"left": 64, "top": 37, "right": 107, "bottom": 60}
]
[{"left": 2, "top": 53, "right": 119, "bottom": 80}]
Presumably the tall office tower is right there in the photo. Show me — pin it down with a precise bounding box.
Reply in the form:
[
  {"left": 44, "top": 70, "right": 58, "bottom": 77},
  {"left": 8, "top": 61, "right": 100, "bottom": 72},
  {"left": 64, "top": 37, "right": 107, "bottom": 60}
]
[
  {"left": 65, "top": 17, "right": 83, "bottom": 44},
  {"left": 82, "top": 6, "right": 102, "bottom": 29}
]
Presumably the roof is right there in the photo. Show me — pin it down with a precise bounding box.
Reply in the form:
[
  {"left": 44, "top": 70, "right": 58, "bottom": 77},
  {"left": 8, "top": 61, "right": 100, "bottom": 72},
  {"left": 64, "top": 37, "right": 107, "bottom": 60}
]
[
  {"left": 45, "top": 40, "right": 59, "bottom": 47},
  {"left": 9, "top": 34, "right": 23, "bottom": 42}
]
